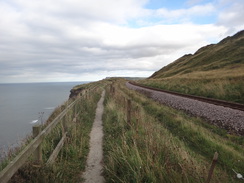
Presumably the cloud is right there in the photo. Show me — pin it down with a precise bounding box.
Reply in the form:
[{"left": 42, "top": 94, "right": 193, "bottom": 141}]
[
  {"left": 216, "top": 0, "right": 244, "bottom": 34},
  {"left": 0, "top": 0, "right": 243, "bottom": 83},
  {"left": 11, "top": 0, "right": 148, "bottom": 24}
]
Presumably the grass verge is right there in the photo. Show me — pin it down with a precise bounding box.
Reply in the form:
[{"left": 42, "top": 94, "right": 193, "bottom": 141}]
[
  {"left": 138, "top": 75, "right": 244, "bottom": 104},
  {"left": 103, "top": 80, "right": 244, "bottom": 183},
  {"left": 4, "top": 86, "right": 103, "bottom": 183}
]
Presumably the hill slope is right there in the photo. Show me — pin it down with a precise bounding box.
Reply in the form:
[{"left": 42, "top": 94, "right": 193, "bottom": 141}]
[
  {"left": 139, "top": 30, "right": 244, "bottom": 104},
  {"left": 150, "top": 30, "right": 244, "bottom": 79}
]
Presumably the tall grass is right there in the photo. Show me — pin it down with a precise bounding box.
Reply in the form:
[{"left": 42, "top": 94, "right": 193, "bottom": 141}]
[
  {"left": 139, "top": 75, "right": 244, "bottom": 104},
  {"left": 103, "top": 80, "right": 244, "bottom": 182},
  {"left": 6, "top": 86, "right": 103, "bottom": 183}
]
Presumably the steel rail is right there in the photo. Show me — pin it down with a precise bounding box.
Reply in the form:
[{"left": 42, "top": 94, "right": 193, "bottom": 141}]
[{"left": 128, "top": 81, "right": 244, "bottom": 112}]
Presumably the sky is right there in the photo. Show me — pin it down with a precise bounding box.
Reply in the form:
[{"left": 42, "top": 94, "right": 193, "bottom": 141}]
[{"left": 0, "top": 0, "right": 243, "bottom": 83}]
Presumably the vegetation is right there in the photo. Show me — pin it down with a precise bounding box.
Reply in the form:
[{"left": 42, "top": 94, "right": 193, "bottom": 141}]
[
  {"left": 139, "top": 30, "right": 244, "bottom": 104},
  {"left": 1, "top": 77, "right": 244, "bottom": 182},
  {"left": 103, "top": 79, "right": 244, "bottom": 182},
  {"left": 2, "top": 31, "right": 244, "bottom": 182},
  {"left": 138, "top": 74, "right": 244, "bottom": 104},
  {"left": 0, "top": 81, "right": 104, "bottom": 183}
]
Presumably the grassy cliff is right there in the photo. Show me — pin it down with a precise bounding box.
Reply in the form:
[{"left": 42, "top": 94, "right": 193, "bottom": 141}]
[
  {"left": 1, "top": 80, "right": 106, "bottom": 182},
  {"left": 139, "top": 30, "right": 244, "bottom": 104}
]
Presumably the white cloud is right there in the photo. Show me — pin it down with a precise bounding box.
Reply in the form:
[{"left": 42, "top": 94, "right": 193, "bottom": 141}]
[
  {"left": 12, "top": 0, "right": 148, "bottom": 23},
  {"left": 216, "top": 0, "right": 244, "bottom": 34},
  {"left": 0, "top": 0, "right": 243, "bottom": 83}
]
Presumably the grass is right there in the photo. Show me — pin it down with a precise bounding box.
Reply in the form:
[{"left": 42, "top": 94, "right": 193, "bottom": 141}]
[
  {"left": 103, "top": 79, "right": 244, "bottom": 182},
  {"left": 138, "top": 72, "right": 244, "bottom": 104},
  {"left": 151, "top": 31, "right": 244, "bottom": 79},
  {"left": 1, "top": 83, "right": 104, "bottom": 183},
  {"left": 0, "top": 99, "right": 74, "bottom": 172},
  {"left": 145, "top": 31, "right": 244, "bottom": 104},
  {"left": 1, "top": 78, "right": 244, "bottom": 182}
]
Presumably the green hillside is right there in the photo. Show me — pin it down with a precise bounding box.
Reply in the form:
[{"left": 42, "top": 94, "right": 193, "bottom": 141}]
[
  {"left": 139, "top": 30, "right": 244, "bottom": 104},
  {"left": 151, "top": 30, "right": 244, "bottom": 79}
]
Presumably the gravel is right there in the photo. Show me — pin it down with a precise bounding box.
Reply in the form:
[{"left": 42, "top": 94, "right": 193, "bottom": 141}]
[{"left": 126, "top": 82, "right": 244, "bottom": 136}]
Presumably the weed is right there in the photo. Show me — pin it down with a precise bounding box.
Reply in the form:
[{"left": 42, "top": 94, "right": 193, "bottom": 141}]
[
  {"left": 4, "top": 83, "right": 104, "bottom": 183},
  {"left": 103, "top": 79, "right": 244, "bottom": 182}
]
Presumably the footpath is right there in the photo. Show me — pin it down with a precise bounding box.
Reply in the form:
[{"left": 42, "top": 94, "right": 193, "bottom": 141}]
[{"left": 82, "top": 90, "right": 105, "bottom": 183}]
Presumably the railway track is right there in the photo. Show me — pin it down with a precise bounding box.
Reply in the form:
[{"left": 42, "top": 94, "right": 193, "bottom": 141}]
[{"left": 128, "top": 81, "right": 244, "bottom": 112}]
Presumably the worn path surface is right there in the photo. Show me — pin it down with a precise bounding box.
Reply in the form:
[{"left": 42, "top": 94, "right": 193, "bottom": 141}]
[{"left": 82, "top": 90, "right": 105, "bottom": 183}]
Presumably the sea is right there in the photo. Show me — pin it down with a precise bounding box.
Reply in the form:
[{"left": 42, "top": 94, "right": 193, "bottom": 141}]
[{"left": 0, "top": 81, "right": 88, "bottom": 160}]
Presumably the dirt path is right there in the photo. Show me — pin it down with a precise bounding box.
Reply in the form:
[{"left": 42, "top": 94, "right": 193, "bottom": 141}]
[{"left": 82, "top": 90, "right": 105, "bottom": 183}]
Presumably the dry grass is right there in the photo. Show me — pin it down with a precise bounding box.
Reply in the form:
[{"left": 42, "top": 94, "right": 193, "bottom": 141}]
[
  {"left": 103, "top": 79, "right": 244, "bottom": 182},
  {"left": 0, "top": 82, "right": 105, "bottom": 183},
  {"left": 139, "top": 70, "right": 244, "bottom": 104},
  {"left": 146, "top": 31, "right": 244, "bottom": 104}
]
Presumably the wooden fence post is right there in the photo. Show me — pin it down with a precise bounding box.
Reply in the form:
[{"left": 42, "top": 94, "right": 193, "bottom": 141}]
[
  {"left": 110, "top": 85, "right": 113, "bottom": 94},
  {"left": 0, "top": 100, "right": 77, "bottom": 183},
  {"left": 85, "top": 90, "right": 87, "bottom": 99},
  {"left": 127, "top": 99, "right": 131, "bottom": 124},
  {"left": 206, "top": 152, "right": 218, "bottom": 183},
  {"left": 87, "top": 89, "right": 90, "bottom": 100},
  {"left": 136, "top": 105, "right": 139, "bottom": 117},
  {"left": 32, "top": 125, "right": 42, "bottom": 163},
  {"left": 110, "top": 85, "right": 115, "bottom": 95},
  {"left": 124, "top": 97, "right": 126, "bottom": 110}
]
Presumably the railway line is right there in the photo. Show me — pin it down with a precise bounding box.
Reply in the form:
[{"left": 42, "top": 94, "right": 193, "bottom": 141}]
[
  {"left": 128, "top": 81, "right": 244, "bottom": 112},
  {"left": 127, "top": 81, "right": 244, "bottom": 135}
]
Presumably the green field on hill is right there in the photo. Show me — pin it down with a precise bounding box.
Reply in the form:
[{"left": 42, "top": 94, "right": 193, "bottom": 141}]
[{"left": 138, "top": 30, "right": 244, "bottom": 104}]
